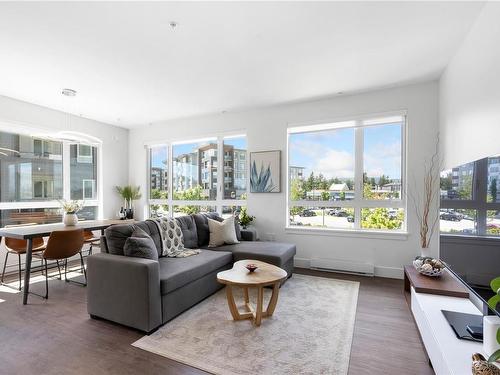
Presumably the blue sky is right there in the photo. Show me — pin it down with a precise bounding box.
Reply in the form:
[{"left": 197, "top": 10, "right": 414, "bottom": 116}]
[
  {"left": 151, "top": 137, "right": 247, "bottom": 168},
  {"left": 289, "top": 123, "right": 401, "bottom": 180}
]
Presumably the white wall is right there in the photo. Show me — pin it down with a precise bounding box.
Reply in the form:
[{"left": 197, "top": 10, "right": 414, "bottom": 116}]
[
  {"left": 440, "top": 2, "right": 500, "bottom": 169},
  {"left": 0, "top": 95, "right": 129, "bottom": 275},
  {"left": 129, "top": 81, "right": 439, "bottom": 279}
]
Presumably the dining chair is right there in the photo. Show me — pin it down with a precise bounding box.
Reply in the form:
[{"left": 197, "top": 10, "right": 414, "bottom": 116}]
[
  {"left": 0, "top": 224, "right": 46, "bottom": 291},
  {"left": 33, "top": 229, "right": 85, "bottom": 299},
  {"left": 83, "top": 230, "right": 100, "bottom": 255}
]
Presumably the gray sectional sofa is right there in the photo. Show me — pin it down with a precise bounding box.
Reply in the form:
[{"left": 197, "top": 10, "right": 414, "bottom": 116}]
[{"left": 87, "top": 213, "right": 296, "bottom": 333}]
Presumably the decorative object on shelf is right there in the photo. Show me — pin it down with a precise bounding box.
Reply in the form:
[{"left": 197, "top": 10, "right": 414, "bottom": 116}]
[
  {"left": 413, "top": 256, "right": 446, "bottom": 277},
  {"left": 245, "top": 263, "right": 258, "bottom": 273},
  {"left": 472, "top": 353, "right": 500, "bottom": 375},
  {"left": 239, "top": 207, "right": 255, "bottom": 229},
  {"left": 115, "top": 185, "right": 142, "bottom": 219},
  {"left": 484, "top": 316, "right": 500, "bottom": 359},
  {"left": 408, "top": 137, "right": 440, "bottom": 258},
  {"left": 59, "top": 199, "right": 84, "bottom": 226},
  {"left": 486, "top": 276, "right": 500, "bottom": 363},
  {"left": 250, "top": 150, "right": 281, "bottom": 193}
]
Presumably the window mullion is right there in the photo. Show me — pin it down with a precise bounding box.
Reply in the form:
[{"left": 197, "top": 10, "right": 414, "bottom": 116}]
[
  {"left": 168, "top": 143, "right": 173, "bottom": 217},
  {"left": 475, "top": 158, "right": 488, "bottom": 234},
  {"left": 216, "top": 136, "right": 224, "bottom": 215},
  {"left": 354, "top": 124, "right": 364, "bottom": 229},
  {"left": 62, "top": 142, "right": 71, "bottom": 201}
]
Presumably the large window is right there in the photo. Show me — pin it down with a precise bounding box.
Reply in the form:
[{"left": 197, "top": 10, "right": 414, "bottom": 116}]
[
  {"left": 440, "top": 156, "right": 500, "bottom": 236},
  {"left": 287, "top": 114, "right": 405, "bottom": 232},
  {"left": 147, "top": 134, "right": 247, "bottom": 218},
  {"left": 0, "top": 130, "right": 100, "bottom": 227}
]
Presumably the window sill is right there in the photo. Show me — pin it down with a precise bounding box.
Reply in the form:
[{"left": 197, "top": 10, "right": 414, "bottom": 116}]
[
  {"left": 440, "top": 234, "right": 500, "bottom": 242},
  {"left": 285, "top": 226, "right": 409, "bottom": 240}
]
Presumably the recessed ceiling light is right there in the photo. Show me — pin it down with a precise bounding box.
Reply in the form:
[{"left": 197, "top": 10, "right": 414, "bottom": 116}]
[
  {"left": 61, "top": 88, "right": 77, "bottom": 97},
  {"left": 169, "top": 21, "right": 178, "bottom": 29},
  {"left": 337, "top": 91, "right": 343, "bottom": 95}
]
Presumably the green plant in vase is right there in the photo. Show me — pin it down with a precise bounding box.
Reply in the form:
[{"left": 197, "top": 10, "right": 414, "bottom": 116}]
[
  {"left": 488, "top": 277, "right": 500, "bottom": 363},
  {"left": 115, "top": 185, "right": 142, "bottom": 219},
  {"left": 239, "top": 207, "right": 255, "bottom": 229}
]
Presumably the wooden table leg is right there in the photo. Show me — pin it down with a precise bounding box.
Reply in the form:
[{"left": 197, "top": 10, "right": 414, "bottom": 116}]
[
  {"left": 265, "top": 282, "right": 280, "bottom": 317},
  {"left": 22, "top": 238, "right": 33, "bottom": 305},
  {"left": 255, "top": 286, "right": 264, "bottom": 326},
  {"left": 226, "top": 285, "right": 240, "bottom": 320}
]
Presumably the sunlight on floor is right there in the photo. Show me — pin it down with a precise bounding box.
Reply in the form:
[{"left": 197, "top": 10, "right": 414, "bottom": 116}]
[{"left": 0, "top": 265, "right": 85, "bottom": 298}]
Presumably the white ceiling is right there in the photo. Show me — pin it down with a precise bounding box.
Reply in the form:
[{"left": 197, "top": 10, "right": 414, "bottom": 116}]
[{"left": 0, "top": 2, "right": 484, "bottom": 128}]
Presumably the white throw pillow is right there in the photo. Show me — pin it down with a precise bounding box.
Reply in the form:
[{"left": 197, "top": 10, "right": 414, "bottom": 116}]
[{"left": 207, "top": 216, "right": 240, "bottom": 247}]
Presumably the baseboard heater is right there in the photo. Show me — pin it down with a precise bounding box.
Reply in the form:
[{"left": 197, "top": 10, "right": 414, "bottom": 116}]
[{"left": 310, "top": 258, "right": 375, "bottom": 276}]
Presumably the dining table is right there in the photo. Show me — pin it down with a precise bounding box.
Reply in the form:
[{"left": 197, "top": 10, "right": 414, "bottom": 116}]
[{"left": 0, "top": 219, "right": 132, "bottom": 305}]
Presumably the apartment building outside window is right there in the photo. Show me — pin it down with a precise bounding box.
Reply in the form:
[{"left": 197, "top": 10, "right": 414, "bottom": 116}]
[
  {"left": 287, "top": 113, "right": 406, "bottom": 232},
  {"left": 0, "top": 129, "right": 100, "bottom": 227},
  {"left": 148, "top": 134, "right": 247, "bottom": 219},
  {"left": 440, "top": 156, "right": 500, "bottom": 236}
]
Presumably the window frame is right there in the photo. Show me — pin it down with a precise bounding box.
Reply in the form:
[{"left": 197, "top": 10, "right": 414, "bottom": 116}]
[
  {"left": 77, "top": 144, "right": 93, "bottom": 163},
  {"left": 286, "top": 111, "right": 407, "bottom": 234},
  {"left": 147, "top": 133, "right": 248, "bottom": 217},
  {"left": 441, "top": 157, "right": 500, "bottom": 237},
  {"left": 0, "top": 133, "right": 102, "bottom": 223}
]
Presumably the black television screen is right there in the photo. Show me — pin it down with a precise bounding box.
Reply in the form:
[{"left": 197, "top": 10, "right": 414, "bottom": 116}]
[{"left": 447, "top": 266, "right": 500, "bottom": 317}]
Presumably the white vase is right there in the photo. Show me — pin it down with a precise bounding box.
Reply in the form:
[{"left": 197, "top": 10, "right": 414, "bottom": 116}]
[
  {"left": 484, "top": 316, "right": 500, "bottom": 357},
  {"left": 63, "top": 212, "right": 78, "bottom": 226}
]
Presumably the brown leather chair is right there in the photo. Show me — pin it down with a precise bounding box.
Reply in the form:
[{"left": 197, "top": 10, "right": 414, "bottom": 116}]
[
  {"left": 33, "top": 229, "right": 85, "bottom": 299},
  {"left": 83, "top": 230, "right": 100, "bottom": 255},
  {"left": 0, "top": 224, "right": 46, "bottom": 291}
]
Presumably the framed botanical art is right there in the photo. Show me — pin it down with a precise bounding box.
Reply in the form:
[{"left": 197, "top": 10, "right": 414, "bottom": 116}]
[{"left": 250, "top": 150, "right": 281, "bottom": 193}]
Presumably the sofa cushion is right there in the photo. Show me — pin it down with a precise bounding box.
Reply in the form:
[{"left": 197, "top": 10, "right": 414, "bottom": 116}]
[
  {"left": 158, "top": 250, "right": 232, "bottom": 294},
  {"left": 193, "top": 213, "right": 223, "bottom": 247},
  {"left": 104, "top": 220, "right": 162, "bottom": 257},
  {"left": 123, "top": 227, "right": 159, "bottom": 261},
  {"left": 207, "top": 216, "right": 239, "bottom": 247},
  {"left": 175, "top": 215, "right": 198, "bottom": 249},
  {"left": 206, "top": 242, "right": 296, "bottom": 268}
]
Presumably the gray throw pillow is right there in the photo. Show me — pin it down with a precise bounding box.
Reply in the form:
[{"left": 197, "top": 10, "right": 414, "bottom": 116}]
[{"left": 123, "top": 226, "right": 158, "bottom": 261}]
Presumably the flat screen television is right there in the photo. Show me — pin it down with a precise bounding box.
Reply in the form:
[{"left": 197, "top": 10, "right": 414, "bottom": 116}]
[
  {"left": 440, "top": 154, "right": 500, "bottom": 341},
  {"left": 441, "top": 265, "right": 500, "bottom": 342}
]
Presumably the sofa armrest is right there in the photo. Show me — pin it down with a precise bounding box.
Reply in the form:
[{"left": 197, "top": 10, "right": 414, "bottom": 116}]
[
  {"left": 87, "top": 253, "right": 162, "bottom": 333},
  {"left": 241, "top": 228, "right": 257, "bottom": 241}
]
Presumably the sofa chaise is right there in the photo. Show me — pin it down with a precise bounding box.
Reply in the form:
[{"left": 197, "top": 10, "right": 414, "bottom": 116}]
[{"left": 87, "top": 213, "right": 296, "bottom": 333}]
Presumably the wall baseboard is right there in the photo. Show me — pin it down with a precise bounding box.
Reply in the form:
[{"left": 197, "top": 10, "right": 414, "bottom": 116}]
[
  {"left": 373, "top": 266, "right": 403, "bottom": 279},
  {"left": 294, "top": 257, "right": 403, "bottom": 279},
  {"left": 294, "top": 258, "right": 311, "bottom": 269}
]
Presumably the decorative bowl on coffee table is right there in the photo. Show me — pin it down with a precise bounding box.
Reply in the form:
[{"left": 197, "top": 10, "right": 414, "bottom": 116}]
[{"left": 245, "top": 263, "right": 258, "bottom": 272}]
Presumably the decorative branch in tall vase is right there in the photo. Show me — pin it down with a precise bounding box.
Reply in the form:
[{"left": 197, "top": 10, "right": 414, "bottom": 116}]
[
  {"left": 408, "top": 136, "right": 441, "bottom": 257},
  {"left": 115, "top": 185, "right": 142, "bottom": 219}
]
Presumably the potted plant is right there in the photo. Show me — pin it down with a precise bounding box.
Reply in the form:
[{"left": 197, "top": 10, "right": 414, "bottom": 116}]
[
  {"left": 239, "top": 207, "right": 255, "bottom": 229},
  {"left": 59, "top": 200, "right": 84, "bottom": 226},
  {"left": 487, "top": 277, "right": 500, "bottom": 363},
  {"left": 115, "top": 185, "right": 142, "bottom": 219}
]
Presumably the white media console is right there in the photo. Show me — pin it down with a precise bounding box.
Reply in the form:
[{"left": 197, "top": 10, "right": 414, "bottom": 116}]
[
  {"left": 410, "top": 286, "right": 482, "bottom": 374},
  {"left": 404, "top": 265, "right": 487, "bottom": 375}
]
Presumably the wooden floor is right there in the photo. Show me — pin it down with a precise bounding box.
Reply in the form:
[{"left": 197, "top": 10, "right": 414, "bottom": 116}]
[{"left": 0, "top": 267, "right": 434, "bottom": 375}]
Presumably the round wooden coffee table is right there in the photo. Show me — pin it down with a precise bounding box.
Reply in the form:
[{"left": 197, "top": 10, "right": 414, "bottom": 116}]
[{"left": 217, "top": 259, "right": 287, "bottom": 326}]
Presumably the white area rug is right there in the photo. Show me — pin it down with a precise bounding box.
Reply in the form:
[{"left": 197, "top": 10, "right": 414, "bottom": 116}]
[{"left": 132, "top": 274, "right": 359, "bottom": 375}]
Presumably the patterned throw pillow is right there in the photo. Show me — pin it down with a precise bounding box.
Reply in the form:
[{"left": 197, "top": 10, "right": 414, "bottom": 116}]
[{"left": 157, "top": 217, "right": 185, "bottom": 256}]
